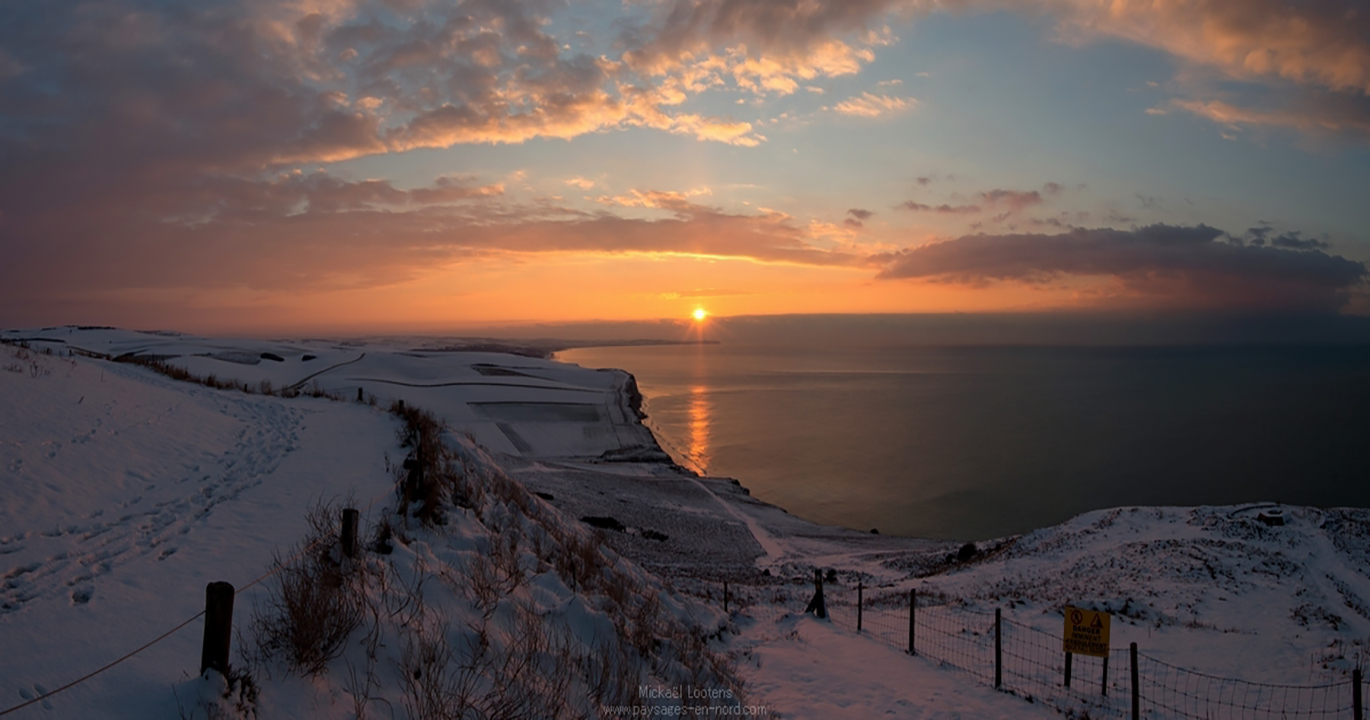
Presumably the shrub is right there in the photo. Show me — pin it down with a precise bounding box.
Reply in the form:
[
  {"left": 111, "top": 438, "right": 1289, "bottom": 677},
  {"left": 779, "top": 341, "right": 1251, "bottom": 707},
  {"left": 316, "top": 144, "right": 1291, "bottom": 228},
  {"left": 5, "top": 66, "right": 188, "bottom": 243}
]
[{"left": 250, "top": 500, "right": 365, "bottom": 675}]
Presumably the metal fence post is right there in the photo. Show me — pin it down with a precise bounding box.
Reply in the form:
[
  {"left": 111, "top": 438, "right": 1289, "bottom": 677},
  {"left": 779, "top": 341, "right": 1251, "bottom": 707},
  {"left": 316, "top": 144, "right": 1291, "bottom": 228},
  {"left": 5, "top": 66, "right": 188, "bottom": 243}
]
[
  {"left": 1355, "top": 666, "right": 1363, "bottom": 720},
  {"left": 857, "top": 582, "right": 863, "bottom": 632},
  {"left": 994, "top": 608, "right": 1002, "bottom": 689},
  {"left": 1101, "top": 654, "right": 1109, "bottom": 697},
  {"left": 1130, "top": 642, "right": 1139, "bottom": 720},
  {"left": 1065, "top": 651, "right": 1073, "bottom": 688},
  {"left": 200, "top": 581, "right": 235, "bottom": 676},
  {"left": 908, "top": 589, "right": 916, "bottom": 655}
]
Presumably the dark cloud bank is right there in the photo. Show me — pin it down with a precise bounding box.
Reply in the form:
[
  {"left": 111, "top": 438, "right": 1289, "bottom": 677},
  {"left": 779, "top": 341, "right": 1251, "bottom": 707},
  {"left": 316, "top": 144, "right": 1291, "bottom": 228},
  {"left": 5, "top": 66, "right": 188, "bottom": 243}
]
[{"left": 879, "top": 224, "right": 1368, "bottom": 314}]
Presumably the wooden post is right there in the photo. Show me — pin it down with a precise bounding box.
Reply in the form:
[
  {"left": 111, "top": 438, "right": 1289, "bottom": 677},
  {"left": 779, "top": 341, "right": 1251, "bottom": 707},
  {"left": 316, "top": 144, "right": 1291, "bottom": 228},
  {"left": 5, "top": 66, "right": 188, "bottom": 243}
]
[
  {"left": 1130, "top": 642, "right": 1139, "bottom": 720},
  {"left": 1101, "top": 653, "right": 1109, "bottom": 697},
  {"left": 357, "top": 387, "right": 364, "bottom": 402},
  {"left": 857, "top": 582, "right": 863, "bottom": 633},
  {"left": 804, "top": 568, "right": 827, "bottom": 619},
  {"left": 341, "top": 508, "right": 359, "bottom": 559},
  {"left": 908, "top": 589, "right": 916, "bottom": 655},
  {"left": 200, "top": 581, "right": 235, "bottom": 676},
  {"left": 723, "top": 581, "right": 729, "bottom": 614},
  {"left": 1064, "top": 651, "right": 1073, "bottom": 688},
  {"left": 1354, "top": 666, "right": 1363, "bottom": 720},
  {"left": 994, "top": 608, "right": 1002, "bottom": 689}
]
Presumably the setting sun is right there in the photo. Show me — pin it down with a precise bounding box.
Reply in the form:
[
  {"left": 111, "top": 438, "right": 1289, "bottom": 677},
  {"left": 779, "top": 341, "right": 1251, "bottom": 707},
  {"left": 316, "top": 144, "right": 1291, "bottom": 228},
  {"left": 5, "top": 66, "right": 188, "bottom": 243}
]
[{"left": 692, "top": 307, "right": 708, "bottom": 322}]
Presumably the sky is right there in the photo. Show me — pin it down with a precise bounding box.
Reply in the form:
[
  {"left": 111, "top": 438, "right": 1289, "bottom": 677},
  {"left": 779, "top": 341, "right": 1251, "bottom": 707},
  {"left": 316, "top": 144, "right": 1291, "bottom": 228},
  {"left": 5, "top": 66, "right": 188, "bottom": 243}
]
[{"left": 1, "top": 0, "right": 1368, "bottom": 334}]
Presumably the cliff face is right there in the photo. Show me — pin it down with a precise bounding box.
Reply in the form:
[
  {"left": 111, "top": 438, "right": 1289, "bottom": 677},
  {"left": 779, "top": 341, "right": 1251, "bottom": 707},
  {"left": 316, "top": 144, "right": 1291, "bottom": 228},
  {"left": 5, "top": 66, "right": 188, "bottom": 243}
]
[{"left": 621, "top": 372, "right": 648, "bottom": 420}]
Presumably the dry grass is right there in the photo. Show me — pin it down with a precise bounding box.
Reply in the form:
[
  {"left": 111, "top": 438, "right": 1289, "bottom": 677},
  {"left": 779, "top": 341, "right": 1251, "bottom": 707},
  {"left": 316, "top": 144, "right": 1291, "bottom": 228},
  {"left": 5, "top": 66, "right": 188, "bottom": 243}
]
[
  {"left": 109, "top": 354, "right": 348, "bottom": 401},
  {"left": 399, "top": 603, "right": 577, "bottom": 720},
  {"left": 233, "top": 398, "right": 745, "bottom": 714},
  {"left": 249, "top": 500, "right": 366, "bottom": 676}
]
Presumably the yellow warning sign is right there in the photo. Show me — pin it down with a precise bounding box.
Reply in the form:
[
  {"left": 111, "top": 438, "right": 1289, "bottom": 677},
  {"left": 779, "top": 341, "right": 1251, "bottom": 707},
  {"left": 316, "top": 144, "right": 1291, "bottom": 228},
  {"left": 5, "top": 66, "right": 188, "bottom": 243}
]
[{"left": 1062, "top": 606, "right": 1111, "bottom": 657}]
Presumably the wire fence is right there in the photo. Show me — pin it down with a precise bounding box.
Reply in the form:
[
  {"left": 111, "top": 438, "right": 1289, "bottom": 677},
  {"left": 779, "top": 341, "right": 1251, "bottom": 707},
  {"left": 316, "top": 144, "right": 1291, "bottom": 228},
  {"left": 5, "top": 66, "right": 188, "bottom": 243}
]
[
  {"left": 820, "top": 578, "right": 1365, "bottom": 720},
  {"left": 0, "top": 491, "right": 394, "bottom": 718}
]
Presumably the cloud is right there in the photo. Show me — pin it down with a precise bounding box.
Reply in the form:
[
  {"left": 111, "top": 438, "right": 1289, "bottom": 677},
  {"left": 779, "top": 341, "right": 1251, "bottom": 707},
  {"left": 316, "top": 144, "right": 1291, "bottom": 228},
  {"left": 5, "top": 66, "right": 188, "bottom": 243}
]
[
  {"left": 898, "top": 201, "right": 982, "bottom": 214},
  {"left": 662, "top": 288, "right": 752, "bottom": 299},
  {"left": 843, "top": 208, "right": 872, "bottom": 229},
  {"left": 1240, "top": 225, "right": 1330, "bottom": 251},
  {"left": 3, "top": 0, "right": 1367, "bottom": 325},
  {"left": 832, "top": 92, "right": 915, "bottom": 117},
  {"left": 627, "top": 0, "right": 1370, "bottom": 139},
  {"left": 0, "top": 170, "right": 872, "bottom": 316},
  {"left": 979, "top": 188, "right": 1045, "bottom": 212},
  {"left": 1171, "top": 97, "right": 1370, "bottom": 140},
  {"left": 596, "top": 188, "right": 713, "bottom": 209},
  {"left": 1272, "top": 234, "right": 1330, "bottom": 251},
  {"left": 1044, "top": 0, "right": 1370, "bottom": 96},
  {"left": 621, "top": 0, "right": 895, "bottom": 79},
  {"left": 896, "top": 183, "right": 1060, "bottom": 217},
  {"left": 877, "top": 224, "right": 1368, "bottom": 313}
]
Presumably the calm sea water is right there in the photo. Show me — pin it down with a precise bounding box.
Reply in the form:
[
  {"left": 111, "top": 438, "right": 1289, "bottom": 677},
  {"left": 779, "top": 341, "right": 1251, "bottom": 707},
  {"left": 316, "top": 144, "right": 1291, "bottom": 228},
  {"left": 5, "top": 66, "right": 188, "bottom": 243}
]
[{"left": 559, "top": 340, "right": 1370, "bottom": 541}]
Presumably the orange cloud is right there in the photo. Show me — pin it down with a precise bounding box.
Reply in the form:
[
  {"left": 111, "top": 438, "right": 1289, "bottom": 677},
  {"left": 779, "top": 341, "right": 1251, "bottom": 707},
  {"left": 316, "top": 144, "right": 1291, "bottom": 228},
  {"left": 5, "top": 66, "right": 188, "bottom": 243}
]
[
  {"left": 1046, "top": 0, "right": 1370, "bottom": 95},
  {"left": 832, "top": 92, "right": 915, "bottom": 117},
  {"left": 1172, "top": 98, "right": 1370, "bottom": 138}
]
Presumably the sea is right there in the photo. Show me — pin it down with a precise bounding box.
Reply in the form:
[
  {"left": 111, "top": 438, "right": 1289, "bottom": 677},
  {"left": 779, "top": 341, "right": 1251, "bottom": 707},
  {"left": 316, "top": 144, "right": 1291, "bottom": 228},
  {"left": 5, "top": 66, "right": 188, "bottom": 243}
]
[{"left": 558, "top": 326, "right": 1370, "bottom": 541}]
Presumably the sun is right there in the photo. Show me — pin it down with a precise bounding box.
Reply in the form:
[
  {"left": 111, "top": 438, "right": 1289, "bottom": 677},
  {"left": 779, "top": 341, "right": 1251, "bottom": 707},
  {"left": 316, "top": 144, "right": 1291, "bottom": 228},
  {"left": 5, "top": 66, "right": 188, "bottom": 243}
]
[{"left": 692, "top": 307, "right": 708, "bottom": 322}]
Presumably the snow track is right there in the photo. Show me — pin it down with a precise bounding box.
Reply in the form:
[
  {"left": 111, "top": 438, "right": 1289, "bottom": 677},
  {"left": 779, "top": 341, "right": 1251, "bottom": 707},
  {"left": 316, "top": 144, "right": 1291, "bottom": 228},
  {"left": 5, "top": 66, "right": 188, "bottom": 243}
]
[{"left": 0, "top": 355, "right": 303, "bottom": 615}]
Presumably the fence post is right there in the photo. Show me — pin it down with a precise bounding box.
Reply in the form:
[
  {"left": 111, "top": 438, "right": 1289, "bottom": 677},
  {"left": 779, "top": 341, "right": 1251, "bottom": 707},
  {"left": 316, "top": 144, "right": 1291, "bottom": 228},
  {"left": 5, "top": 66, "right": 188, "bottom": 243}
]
[
  {"left": 1064, "top": 651, "right": 1073, "bottom": 688},
  {"left": 1355, "top": 666, "right": 1363, "bottom": 720},
  {"left": 804, "top": 568, "right": 827, "bottom": 619},
  {"left": 908, "top": 589, "right": 916, "bottom": 655},
  {"left": 994, "top": 608, "right": 1002, "bottom": 689},
  {"left": 724, "top": 581, "right": 729, "bottom": 614},
  {"left": 341, "top": 508, "right": 359, "bottom": 559},
  {"left": 1130, "top": 642, "right": 1139, "bottom": 720},
  {"left": 200, "top": 581, "right": 235, "bottom": 676},
  {"left": 1101, "top": 654, "right": 1109, "bottom": 697},
  {"left": 857, "top": 582, "right": 863, "bottom": 633}
]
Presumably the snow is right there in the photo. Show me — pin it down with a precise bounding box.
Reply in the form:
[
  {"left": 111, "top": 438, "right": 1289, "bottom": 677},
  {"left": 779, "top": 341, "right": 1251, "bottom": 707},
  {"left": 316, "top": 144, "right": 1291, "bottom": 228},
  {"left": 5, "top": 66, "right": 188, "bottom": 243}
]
[
  {"left": 2, "top": 326, "right": 1369, "bottom": 719},
  {"left": 736, "top": 610, "right": 1056, "bottom": 719}
]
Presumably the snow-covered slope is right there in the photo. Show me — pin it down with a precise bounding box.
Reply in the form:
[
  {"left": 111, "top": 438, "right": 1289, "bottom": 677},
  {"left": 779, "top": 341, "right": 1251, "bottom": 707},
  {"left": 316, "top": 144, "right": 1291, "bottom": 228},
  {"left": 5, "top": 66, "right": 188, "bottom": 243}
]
[
  {"left": 4, "top": 327, "right": 1369, "bottom": 719},
  {"left": 0, "top": 332, "right": 738, "bottom": 718},
  {"left": 3, "top": 326, "right": 663, "bottom": 461},
  {"left": 1, "top": 339, "right": 398, "bottom": 716}
]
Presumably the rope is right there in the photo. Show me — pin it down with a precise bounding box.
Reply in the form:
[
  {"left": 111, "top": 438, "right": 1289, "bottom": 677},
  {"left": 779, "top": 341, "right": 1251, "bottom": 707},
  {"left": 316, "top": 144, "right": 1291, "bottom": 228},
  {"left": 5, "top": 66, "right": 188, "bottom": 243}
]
[
  {"left": 0, "top": 612, "right": 205, "bottom": 717},
  {"left": 0, "top": 483, "right": 396, "bottom": 717},
  {"left": 0, "top": 352, "right": 412, "bottom": 715}
]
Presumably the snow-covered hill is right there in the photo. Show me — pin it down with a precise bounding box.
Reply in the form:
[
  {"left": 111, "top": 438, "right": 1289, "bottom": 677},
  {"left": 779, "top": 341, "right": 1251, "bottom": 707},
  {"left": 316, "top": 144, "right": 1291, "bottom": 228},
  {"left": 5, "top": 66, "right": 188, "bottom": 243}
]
[{"left": 3, "top": 327, "right": 1369, "bottom": 719}]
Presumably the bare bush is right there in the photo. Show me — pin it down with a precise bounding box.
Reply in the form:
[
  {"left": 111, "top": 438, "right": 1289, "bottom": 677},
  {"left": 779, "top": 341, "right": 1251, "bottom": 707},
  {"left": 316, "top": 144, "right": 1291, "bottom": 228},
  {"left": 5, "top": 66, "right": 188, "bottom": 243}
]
[
  {"left": 250, "top": 501, "right": 365, "bottom": 675},
  {"left": 399, "top": 603, "right": 577, "bottom": 720},
  {"left": 400, "top": 620, "right": 477, "bottom": 720}
]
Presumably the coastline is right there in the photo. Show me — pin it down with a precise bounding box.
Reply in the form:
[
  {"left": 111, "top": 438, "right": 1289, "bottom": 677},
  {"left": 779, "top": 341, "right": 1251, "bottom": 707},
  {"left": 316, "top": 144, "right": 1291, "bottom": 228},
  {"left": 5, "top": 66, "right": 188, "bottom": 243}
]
[{"left": 8, "top": 329, "right": 1370, "bottom": 718}]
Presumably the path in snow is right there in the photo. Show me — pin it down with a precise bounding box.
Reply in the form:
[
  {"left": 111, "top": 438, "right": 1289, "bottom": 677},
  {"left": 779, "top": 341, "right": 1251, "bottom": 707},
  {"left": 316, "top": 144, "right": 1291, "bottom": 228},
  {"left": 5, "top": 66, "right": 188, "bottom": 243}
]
[
  {"left": 681, "top": 473, "right": 787, "bottom": 567},
  {"left": 1, "top": 350, "right": 303, "bottom": 615}
]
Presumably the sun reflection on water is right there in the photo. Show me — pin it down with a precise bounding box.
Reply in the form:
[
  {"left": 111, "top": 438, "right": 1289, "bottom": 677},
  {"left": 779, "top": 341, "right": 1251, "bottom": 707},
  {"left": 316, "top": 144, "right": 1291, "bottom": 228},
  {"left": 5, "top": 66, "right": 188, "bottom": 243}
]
[{"left": 687, "top": 384, "right": 711, "bottom": 475}]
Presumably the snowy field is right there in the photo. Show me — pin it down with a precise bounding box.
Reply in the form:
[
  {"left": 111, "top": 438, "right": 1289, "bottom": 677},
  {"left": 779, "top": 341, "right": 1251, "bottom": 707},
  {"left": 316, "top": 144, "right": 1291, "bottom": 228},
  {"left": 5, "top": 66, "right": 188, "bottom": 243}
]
[{"left": 2, "top": 327, "right": 1368, "bottom": 718}]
